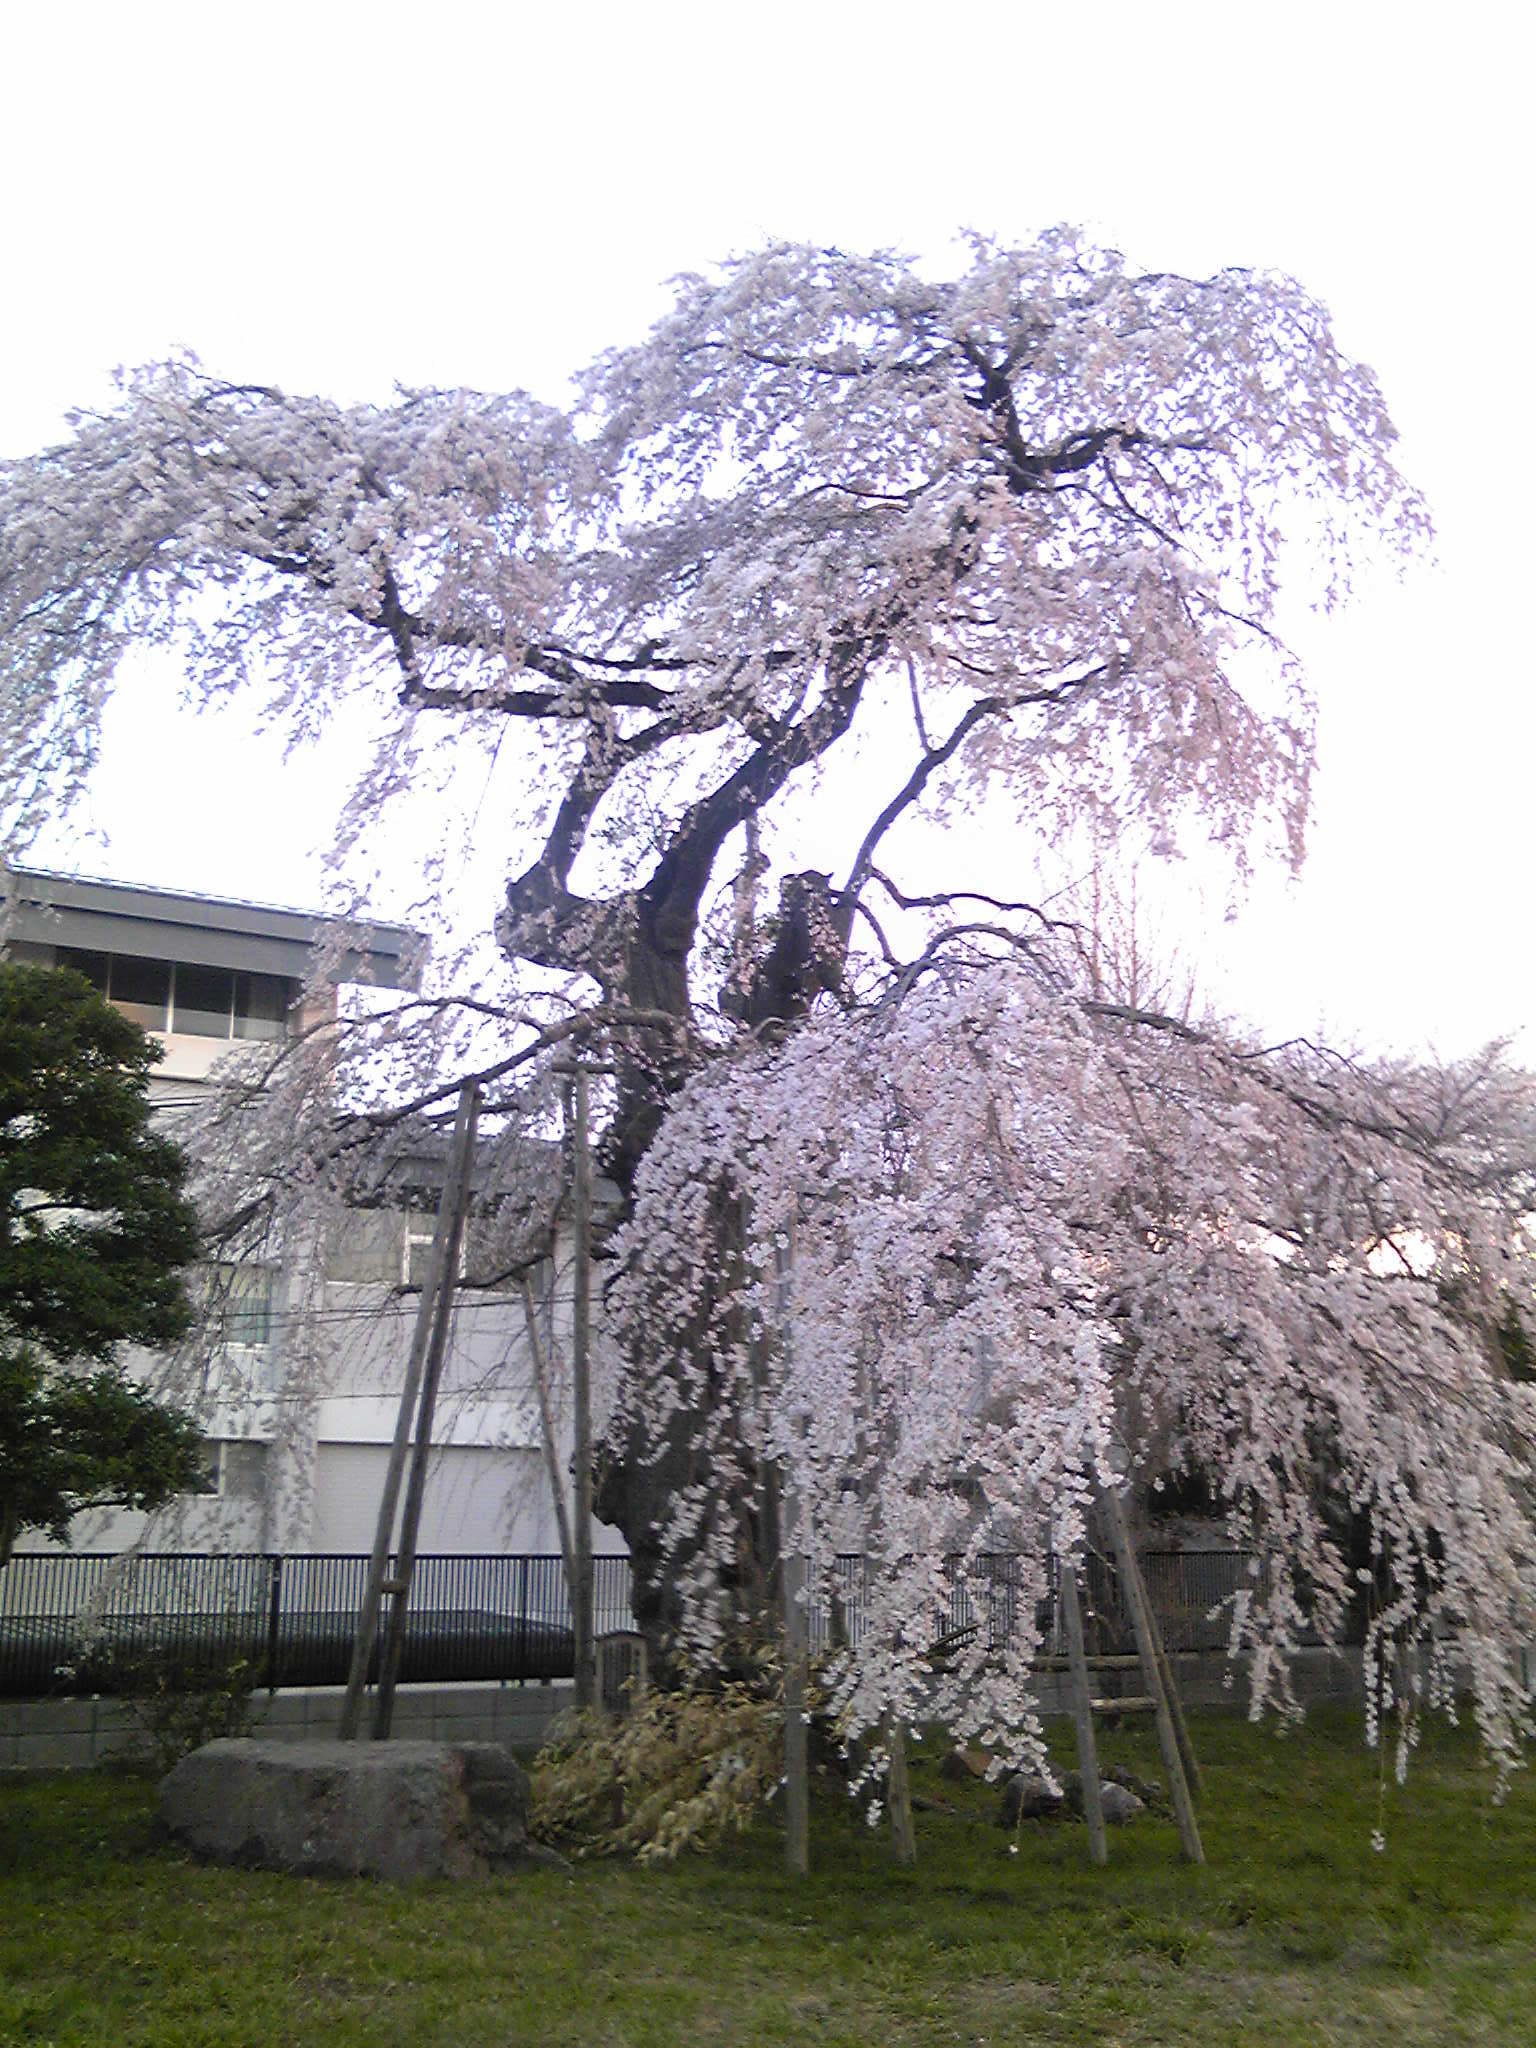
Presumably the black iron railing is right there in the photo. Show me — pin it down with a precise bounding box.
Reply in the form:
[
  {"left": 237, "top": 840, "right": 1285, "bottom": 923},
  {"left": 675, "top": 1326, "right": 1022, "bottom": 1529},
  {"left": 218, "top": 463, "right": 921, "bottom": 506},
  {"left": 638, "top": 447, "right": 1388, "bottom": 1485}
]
[
  {"left": 815, "top": 1550, "right": 1264, "bottom": 1662},
  {"left": 0, "top": 1553, "right": 635, "bottom": 1699},
  {"left": 0, "top": 1548, "right": 1263, "bottom": 1700}
]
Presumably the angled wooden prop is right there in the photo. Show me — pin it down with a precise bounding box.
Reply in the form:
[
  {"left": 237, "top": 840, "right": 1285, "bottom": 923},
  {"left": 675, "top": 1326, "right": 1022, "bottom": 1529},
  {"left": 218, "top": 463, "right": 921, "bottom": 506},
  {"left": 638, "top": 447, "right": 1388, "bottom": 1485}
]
[
  {"left": 337, "top": 1081, "right": 480, "bottom": 1741},
  {"left": 1094, "top": 1481, "right": 1205, "bottom": 1864}
]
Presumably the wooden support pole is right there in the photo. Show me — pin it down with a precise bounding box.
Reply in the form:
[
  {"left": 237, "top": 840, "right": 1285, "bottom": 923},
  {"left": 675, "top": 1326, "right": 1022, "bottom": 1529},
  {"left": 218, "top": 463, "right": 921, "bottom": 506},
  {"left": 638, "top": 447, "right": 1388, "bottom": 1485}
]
[
  {"left": 1098, "top": 1484, "right": 1205, "bottom": 1864},
  {"left": 1060, "top": 1560, "right": 1108, "bottom": 1866},
  {"left": 1141, "top": 1578, "right": 1205, "bottom": 1802},
  {"left": 885, "top": 1714, "right": 917, "bottom": 1867},
  {"left": 520, "top": 1273, "right": 577, "bottom": 1601},
  {"left": 569, "top": 1066, "right": 597, "bottom": 1714},
  {"left": 337, "top": 1083, "right": 478, "bottom": 1741},
  {"left": 781, "top": 1531, "right": 810, "bottom": 1876},
  {"left": 372, "top": 1086, "right": 480, "bottom": 1739},
  {"left": 1031, "top": 1653, "right": 1147, "bottom": 1672},
  {"left": 1138, "top": 1572, "right": 1205, "bottom": 1803},
  {"left": 774, "top": 1232, "right": 809, "bottom": 1876}
]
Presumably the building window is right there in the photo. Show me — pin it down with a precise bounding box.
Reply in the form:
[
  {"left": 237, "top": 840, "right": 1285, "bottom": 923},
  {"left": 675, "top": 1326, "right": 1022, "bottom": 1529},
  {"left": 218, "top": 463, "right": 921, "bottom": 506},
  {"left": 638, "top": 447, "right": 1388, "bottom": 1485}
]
[
  {"left": 102, "top": 952, "right": 171, "bottom": 1031},
  {"left": 233, "top": 970, "right": 288, "bottom": 1039},
  {"left": 55, "top": 949, "right": 290, "bottom": 1041},
  {"left": 173, "top": 960, "right": 236, "bottom": 1038},
  {"left": 206, "top": 1265, "right": 274, "bottom": 1349},
  {"left": 187, "top": 1442, "right": 224, "bottom": 1496},
  {"left": 325, "top": 1209, "right": 465, "bottom": 1290},
  {"left": 404, "top": 1217, "right": 452, "bottom": 1289}
]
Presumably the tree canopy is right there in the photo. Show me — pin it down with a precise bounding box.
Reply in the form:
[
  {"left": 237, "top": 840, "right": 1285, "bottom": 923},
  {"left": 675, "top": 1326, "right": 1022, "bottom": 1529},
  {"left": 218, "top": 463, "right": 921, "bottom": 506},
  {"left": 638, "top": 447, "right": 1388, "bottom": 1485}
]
[
  {"left": 0, "top": 962, "right": 203, "bottom": 1560},
  {"left": 3, "top": 234, "right": 1532, "bottom": 1776},
  {"left": 0, "top": 233, "right": 1425, "bottom": 1128}
]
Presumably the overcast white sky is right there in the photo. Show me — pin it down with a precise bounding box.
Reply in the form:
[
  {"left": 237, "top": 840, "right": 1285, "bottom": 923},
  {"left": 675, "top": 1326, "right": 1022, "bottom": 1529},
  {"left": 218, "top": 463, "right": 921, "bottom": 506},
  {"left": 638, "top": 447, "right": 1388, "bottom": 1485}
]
[{"left": 3, "top": 0, "right": 1530, "bottom": 1057}]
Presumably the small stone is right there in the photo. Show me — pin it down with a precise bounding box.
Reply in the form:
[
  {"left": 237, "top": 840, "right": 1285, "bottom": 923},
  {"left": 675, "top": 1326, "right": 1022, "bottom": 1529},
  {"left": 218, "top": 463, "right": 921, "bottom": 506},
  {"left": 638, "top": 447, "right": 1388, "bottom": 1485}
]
[
  {"left": 1097, "top": 1781, "right": 1145, "bottom": 1824},
  {"left": 941, "top": 1746, "right": 993, "bottom": 1782},
  {"left": 998, "top": 1772, "right": 1066, "bottom": 1826},
  {"left": 1059, "top": 1769, "right": 1146, "bottom": 1825},
  {"left": 1105, "top": 1764, "right": 1163, "bottom": 1808}
]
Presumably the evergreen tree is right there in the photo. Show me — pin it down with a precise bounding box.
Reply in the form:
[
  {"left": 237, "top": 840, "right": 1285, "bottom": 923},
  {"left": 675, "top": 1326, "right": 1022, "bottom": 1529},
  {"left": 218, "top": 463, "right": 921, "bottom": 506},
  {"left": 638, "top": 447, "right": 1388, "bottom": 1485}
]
[{"left": 0, "top": 961, "right": 203, "bottom": 1561}]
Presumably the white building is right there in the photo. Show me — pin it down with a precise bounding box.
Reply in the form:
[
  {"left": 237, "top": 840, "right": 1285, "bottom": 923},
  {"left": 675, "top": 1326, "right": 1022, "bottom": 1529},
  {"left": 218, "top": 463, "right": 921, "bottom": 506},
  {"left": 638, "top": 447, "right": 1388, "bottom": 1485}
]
[{"left": 3, "top": 866, "right": 617, "bottom": 1564}]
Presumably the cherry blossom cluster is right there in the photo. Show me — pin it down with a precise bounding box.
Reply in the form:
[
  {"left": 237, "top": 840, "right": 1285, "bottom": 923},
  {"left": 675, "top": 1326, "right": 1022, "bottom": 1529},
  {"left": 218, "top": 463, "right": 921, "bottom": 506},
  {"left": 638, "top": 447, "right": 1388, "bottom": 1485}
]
[{"left": 611, "top": 958, "right": 1536, "bottom": 1780}]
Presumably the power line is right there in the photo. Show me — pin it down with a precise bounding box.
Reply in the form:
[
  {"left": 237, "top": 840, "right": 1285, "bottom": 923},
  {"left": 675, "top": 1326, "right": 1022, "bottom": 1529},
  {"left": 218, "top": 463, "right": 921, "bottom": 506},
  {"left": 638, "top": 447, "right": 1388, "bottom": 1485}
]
[{"left": 191, "top": 1289, "right": 588, "bottom": 1336}]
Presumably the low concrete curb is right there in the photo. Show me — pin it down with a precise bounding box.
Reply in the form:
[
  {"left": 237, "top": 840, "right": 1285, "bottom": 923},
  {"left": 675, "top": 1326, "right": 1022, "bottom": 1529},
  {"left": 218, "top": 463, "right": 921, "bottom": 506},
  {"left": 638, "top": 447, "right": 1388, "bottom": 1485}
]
[{"left": 0, "top": 1680, "right": 572, "bottom": 1771}]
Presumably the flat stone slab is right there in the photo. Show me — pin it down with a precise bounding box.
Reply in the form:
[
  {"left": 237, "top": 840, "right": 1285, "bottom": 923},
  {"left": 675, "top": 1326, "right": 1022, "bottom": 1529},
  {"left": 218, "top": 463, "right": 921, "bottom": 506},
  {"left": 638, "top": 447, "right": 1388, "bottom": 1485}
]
[{"left": 158, "top": 1738, "right": 551, "bottom": 1881}]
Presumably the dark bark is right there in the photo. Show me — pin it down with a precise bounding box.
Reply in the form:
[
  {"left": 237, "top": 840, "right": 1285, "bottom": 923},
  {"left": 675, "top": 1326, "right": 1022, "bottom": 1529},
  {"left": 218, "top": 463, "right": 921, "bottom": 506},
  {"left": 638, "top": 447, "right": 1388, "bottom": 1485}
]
[{"left": 593, "top": 874, "right": 854, "bottom": 1663}]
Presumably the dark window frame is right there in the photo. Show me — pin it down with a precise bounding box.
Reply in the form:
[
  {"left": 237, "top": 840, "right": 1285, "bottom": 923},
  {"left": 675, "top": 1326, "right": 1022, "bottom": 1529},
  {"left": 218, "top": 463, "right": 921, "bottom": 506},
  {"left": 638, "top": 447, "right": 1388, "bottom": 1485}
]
[{"left": 55, "top": 948, "right": 290, "bottom": 1042}]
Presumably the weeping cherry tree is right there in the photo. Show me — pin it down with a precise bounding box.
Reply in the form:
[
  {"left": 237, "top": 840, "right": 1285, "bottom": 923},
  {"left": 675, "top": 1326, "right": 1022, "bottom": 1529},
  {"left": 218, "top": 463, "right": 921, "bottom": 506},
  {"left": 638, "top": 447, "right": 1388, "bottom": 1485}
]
[{"left": 5, "top": 230, "right": 1532, "bottom": 1779}]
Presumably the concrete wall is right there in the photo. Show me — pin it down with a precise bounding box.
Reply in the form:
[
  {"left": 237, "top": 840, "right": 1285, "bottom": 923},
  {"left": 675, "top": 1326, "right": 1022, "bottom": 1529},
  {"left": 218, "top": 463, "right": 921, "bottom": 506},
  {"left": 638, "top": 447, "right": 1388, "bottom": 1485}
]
[
  {"left": 0, "top": 1681, "right": 573, "bottom": 1772},
  {"left": 1021, "top": 1645, "right": 1366, "bottom": 1719},
  {"left": 1, "top": 1649, "right": 1375, "bottom": 1773}
]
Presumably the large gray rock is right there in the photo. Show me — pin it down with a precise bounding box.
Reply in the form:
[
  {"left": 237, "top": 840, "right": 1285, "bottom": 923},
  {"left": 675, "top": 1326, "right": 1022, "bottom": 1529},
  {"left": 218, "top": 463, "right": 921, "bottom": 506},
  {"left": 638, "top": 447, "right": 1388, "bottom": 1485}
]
[
  {"left": 998, "top": 1768, "right": 1147, "bottom": 1828},
  {"left": 158, "top": 1738, "right": 553, "bottom": 1882}
]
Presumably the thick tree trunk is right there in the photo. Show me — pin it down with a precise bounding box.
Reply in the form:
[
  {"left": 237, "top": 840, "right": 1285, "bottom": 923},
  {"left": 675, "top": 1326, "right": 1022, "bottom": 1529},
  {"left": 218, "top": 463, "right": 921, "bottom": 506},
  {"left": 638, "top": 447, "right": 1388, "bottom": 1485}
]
[
  {"left": 592, "top": 873, "right": 853, "bottom": 1668},
  {"left": 592, "top": 1179, "right": 783, "bottom": 1676},
  {"left": 593, "top": 1418, "right": 695, "bottom": 1664}
]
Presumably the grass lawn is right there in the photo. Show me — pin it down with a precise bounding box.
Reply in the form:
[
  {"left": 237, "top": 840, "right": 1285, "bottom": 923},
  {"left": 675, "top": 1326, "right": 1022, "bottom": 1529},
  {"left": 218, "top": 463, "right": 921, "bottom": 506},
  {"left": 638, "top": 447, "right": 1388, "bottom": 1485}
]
[{"left": 2, "top": 1706, "right": 1534, "bottom": 2047}]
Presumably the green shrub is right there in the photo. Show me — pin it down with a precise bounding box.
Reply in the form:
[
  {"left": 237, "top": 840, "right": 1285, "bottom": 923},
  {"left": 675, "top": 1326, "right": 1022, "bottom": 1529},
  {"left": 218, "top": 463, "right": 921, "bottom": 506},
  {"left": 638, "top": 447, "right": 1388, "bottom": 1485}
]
[
  {"left": 106, "top": 1645, "right": 264, "bottom": 1773},
  {"left": 531, "top": 1674, "right": 784, "bottom": 1864}
]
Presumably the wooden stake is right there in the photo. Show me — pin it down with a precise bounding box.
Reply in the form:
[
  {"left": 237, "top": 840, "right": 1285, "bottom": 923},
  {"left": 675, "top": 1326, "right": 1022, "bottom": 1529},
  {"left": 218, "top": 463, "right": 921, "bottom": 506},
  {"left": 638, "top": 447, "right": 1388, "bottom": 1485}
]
[
  {"left": 1098, "top": 1484, "right": 1204, "bottom": 1864},
  {"left": 1140, "top": 1568, "right": 1205, "bottom": 1802},
  {"left": 569, "top": 1066, "right": 596, "bottom": 1714},
  {"left": 372, "top": 1085, "right": 480, "bottom": 1738},
  {"left": 520, "top": 1272, "right": 577, "bottom": 1598},
  {"left": 885, "top": 1714, "right": 917, "bottom": 1867},
  {"left": 775, "top": 1233, "right": 810, "bottom": 1875},
  {"left": 1060, "top": 1559, "right": 1108, "bottom": 1866},
  {"left": 781, "top": 1532, "right": 810, "bottom": 1876},
  {"left": 337, "top": 1082, "right": 478, "bottom": 1741}
]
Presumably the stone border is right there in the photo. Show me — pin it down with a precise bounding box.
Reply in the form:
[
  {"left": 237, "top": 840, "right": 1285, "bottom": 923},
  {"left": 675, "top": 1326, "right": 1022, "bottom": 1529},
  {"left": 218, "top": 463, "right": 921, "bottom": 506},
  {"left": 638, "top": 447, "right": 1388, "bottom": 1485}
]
[
  {"left": 0, "top": 1681, "right": 572, "bottom": 1771},
  {"left": 2, "top": 1650, "right": 1383, "bottom": 1772}
]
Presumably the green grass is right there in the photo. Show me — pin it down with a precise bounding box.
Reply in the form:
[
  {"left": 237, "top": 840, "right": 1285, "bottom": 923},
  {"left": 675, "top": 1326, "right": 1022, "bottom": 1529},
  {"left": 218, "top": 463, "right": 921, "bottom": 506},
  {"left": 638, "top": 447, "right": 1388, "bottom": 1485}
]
[{"left": 3, "top": 1708, "right": 1535, "bottom": 2046}]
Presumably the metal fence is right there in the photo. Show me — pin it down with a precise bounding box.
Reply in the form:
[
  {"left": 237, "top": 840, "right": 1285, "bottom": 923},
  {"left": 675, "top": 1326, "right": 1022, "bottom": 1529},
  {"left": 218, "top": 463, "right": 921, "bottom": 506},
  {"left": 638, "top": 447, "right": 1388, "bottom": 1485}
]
[
  {"left": 0, "top": 1553, "right": 635, "bottom": 1700},
  {"left": 0, "top": 1548, "right": 1267, "bottom": 1700},
  {"left": 811, "top": 1550, "right": 1266, "bottom": 1662}
]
